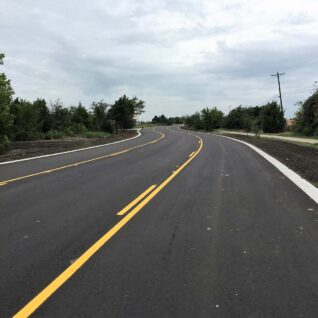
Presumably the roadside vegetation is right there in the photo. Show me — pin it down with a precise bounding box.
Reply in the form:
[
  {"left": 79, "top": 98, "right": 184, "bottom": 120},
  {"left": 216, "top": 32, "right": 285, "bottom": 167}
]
[
  {"left": 151, "top": 114, "right": 183, "bottom": 126},
  {"left": 151, "top": 90, "right": 318, "bottom": 139},
  {"left": 0, "top": 53, "right": 144, "bottom": 154},
  {"left": 182, "top": 102, "right": 285, "bottom": 135}
]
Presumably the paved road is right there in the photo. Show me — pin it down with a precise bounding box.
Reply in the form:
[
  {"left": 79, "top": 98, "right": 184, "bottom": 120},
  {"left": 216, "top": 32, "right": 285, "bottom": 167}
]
[{"left": 1, "top": 126, "right": 318, "bottom": 318}]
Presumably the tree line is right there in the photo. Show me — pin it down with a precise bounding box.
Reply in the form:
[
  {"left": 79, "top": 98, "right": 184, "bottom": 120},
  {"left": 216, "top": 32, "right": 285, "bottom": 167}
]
[
  {"left": 152, "top": 102, "right": 285, "bottom": 134},
  {"left": 0, "top": 53, "right": 145, "bottom": 154},
  {"left": 184, "top": 102, "right": 286, "bottom": 134},
  {"left": 151, "top": 114, "right": 183, "bottom": 126},
  {"left": 151, "top": 90, "right": 318, "bottom": 137}
]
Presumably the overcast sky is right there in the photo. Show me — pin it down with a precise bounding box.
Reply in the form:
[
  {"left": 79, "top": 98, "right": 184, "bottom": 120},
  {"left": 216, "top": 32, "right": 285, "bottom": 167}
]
[{"left": 1, "top": 0, "right": 318, "bottom": 119}]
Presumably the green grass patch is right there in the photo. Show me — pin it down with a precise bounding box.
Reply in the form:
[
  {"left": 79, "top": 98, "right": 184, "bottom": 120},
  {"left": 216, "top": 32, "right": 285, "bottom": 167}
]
[{"left": 81, "top": 131, "right": 111, "bottom": 138}]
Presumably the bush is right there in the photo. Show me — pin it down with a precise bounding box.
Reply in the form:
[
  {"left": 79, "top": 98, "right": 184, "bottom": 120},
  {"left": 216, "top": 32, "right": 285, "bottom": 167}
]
[
  {"left": 14, "top": 131, "right": 45, "bottom": 141},
  {"left": 70, "top": 123, "right": 86, "bottom": 134},
  {"left": 0, "top": 134, "right": 10, "bottom": 155},
  {"left": 101, "top": 120, "right": 114, "bottom": 133},
  {"left": 84, "top": 131, "right": 110, "bottom": 138},
  {"left": 302, "top": 126, "right": 314, "bottom": 136},
  {"left": 63, "top": 127, "right": 75, "bottom": 137},
  {"left": 45, "top": 130, "right": 64, "bottom": 140}
]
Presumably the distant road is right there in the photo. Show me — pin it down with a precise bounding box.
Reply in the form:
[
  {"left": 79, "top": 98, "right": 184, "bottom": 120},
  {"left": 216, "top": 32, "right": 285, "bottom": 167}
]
[{"left": 1, "top": 126, "right": 318, "bottom": 318}]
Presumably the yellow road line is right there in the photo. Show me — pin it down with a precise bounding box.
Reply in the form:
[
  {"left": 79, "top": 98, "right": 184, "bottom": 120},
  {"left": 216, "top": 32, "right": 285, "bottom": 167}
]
[
  {"left": 117, "top": 185, "right": 157, "bottom": 216},
  {"left": 13, "top": 132, "right": 203, "bottom": 318},
  {"left": 189, "top": 151, "right": 195, "bottom": 158},
  {"left": 0, "top": 129, "right": 165, "bottom": 187}
]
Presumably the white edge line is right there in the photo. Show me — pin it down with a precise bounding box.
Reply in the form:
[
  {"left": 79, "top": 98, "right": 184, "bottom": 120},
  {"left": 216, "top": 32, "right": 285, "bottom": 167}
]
[
  {"left": 0, "top": 129, "right": 142, "bottom": 165},
  {"left": 214, "top": 133, "right": 318, "bottom": 205}
]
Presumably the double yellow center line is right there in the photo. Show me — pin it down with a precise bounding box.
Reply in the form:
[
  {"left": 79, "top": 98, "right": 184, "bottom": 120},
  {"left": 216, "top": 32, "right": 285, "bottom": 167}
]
[
  {"left": 117, "top": 185, "right": 157, "bottom": 216},
  {"left": 13, "top": 130, "right": 203, "bottom": 318}
]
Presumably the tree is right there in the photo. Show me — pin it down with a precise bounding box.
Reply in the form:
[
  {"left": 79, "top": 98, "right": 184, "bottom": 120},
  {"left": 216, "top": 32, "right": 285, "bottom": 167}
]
[
  {"left": 70, "top": 102, "right": 91, "bottom": 133},
  {"left": 152, "top": 115, "right": 160, "bottom": 124},
  {"left": 294, "top": 92, "right": 318, "bottom": 136},
  {"left": 109, "top": 95, "right": 145, "bottom": 132},
  {"left": 0, "top": 53, "right": 14, "bottom": 153},
  {"left": 201, "top": 107, "right": 224, "bottom": 131},
  {"left": 260, "top": 101, "right": 285, "bottom": 133},
  {"left": 33, "top": 98, "right": 51, "bottom": 133},
  {"left": 9, "top": 98, "right": 41, "bottom": 140},
  {"left": 223, "top": 106, "right": 246, "bottom": 129},
  {"left": 91, "top": 100, "right": 113, "bottom": 133},
  {"left": 0, "top": 73, "right": 14, "bottom": 135},
  {"left": 185, "top": 112, "right": 204, "bottom": 130},
  {"left": 50, "top": 100, "right": 71, "bottom": 131}
]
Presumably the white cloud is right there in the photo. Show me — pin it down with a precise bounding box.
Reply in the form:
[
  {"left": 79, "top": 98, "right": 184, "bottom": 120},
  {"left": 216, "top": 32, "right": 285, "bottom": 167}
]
[{"left": 1, "top": 0, "right": 318, "bottom": 119}]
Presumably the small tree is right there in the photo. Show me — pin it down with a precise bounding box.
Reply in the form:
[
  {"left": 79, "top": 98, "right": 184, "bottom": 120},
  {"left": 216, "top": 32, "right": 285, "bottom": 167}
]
[
  {"left": 70, "top": 102, "right": 91, "bottom": 132},
  {"left": 33, "top": 98, "right": 51, "bottom": 133},
  {"left": 152, "top": 115, "right": 160, "bottom": 124},
  {"left": 0, "top": 53, "right": 14, "bottom": 153},
  {"left": 91, "top": 100, "right": 113, "bottom": 133},
  {"left": 109, "top": 95, "right": 145, "bottom": 133},
  {"left": 9, "top": 98, "right": 41, "bottom": 140},
  {"left": 260, "top": 101, "right": 285, "bottom": 133},
  {"left": 50, "top": 100, "right": 71, "bottom": 132},
  {"left": 242, "top": 114, "right": 252, "bottom": 135}
]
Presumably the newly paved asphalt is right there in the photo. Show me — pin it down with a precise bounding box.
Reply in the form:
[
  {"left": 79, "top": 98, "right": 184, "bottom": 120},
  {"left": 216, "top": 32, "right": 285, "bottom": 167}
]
[{"left": 1, "top": 126, "right": 318, "bottom": 318}]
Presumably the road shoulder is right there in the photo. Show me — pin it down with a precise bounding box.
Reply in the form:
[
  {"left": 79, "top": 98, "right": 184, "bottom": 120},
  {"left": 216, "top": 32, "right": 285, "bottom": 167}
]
[{"left": 214, "top": 133, "right": 318, "bottom": 204}]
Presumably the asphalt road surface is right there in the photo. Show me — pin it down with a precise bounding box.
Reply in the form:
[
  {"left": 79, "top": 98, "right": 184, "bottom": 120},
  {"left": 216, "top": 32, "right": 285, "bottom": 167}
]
[{"left": 1, "top": 126, "right": 318, "bottom": 318}]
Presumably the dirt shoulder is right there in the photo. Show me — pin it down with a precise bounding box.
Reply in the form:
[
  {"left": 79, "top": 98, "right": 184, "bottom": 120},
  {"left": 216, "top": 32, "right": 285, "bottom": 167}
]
[
  {"left": 217, "top": 133, "right": 318, "bottom": 187},
  {"left": 0, "top": 130, "right": 138, "bottom": 163}
]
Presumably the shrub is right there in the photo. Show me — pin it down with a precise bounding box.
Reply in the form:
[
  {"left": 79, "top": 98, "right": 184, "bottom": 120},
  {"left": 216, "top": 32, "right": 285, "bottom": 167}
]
[
  {"left": 70, "top": 123, "right": 86, "bottom": 134},
  {"left": 0, "top": 134, "right": 10, "bottom": 155},
  {"left": 14, "top": 131, "right": 45, "bottom": 141},
  {"left": 302, "top": 126, "right": 314, "bottom": 136},
  {"left": 84, "top": 131, "right": 110, "bottom": 138},
  {"left": 45, "top": 130, "right": 64, "bottom": 140}
]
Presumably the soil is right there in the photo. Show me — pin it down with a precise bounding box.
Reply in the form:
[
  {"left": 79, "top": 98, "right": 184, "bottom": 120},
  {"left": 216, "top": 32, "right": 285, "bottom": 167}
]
[
  {"left": 0, "top": 130, "right": 138, "bottom": 163},
  {"left": 219, "top": 133, "right": 318, "bottom": 187}
]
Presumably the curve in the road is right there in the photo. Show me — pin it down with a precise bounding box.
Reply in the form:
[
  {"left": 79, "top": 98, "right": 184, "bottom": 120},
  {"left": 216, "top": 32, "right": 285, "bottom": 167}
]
[
  {"left": 0, "top": 128, "right": 165, "bottom": 187},
  {"left": 13, "top": 129, "right": 203, "bottom": 318}
]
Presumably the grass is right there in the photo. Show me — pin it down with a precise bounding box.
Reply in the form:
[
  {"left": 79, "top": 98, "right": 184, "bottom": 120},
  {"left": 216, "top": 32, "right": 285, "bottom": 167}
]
[
  {"left": 219, "top": 131, "right": 318, "bottom": 149},
  {"left": 215, "top": 128, "right": 318, "bottom": 140},
  {"left": 81, "top": 131, "right": 111, "bottom": 138},
  {"left": 135, "top": 123, "right": 157, "bottom": 128},
  {"left": 270, "top": 131, "right": 318, "bottom": 140}
]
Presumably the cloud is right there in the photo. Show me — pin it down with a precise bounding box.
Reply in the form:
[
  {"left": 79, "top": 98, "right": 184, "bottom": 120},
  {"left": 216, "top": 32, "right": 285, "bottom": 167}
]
[{"left": 1, "top": 0, "right": 318, "bottom": 119}]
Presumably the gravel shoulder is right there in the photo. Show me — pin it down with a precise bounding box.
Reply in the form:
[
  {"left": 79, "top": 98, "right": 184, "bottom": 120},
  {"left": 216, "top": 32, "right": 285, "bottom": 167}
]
[{"left": 0, "top": 130, "right": 138, "bottom": 163}]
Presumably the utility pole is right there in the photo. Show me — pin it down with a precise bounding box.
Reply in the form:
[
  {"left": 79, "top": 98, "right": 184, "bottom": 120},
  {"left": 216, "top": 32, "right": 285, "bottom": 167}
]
[{"left": 271, "top": 72, "right": 285, "bottom": 111}]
